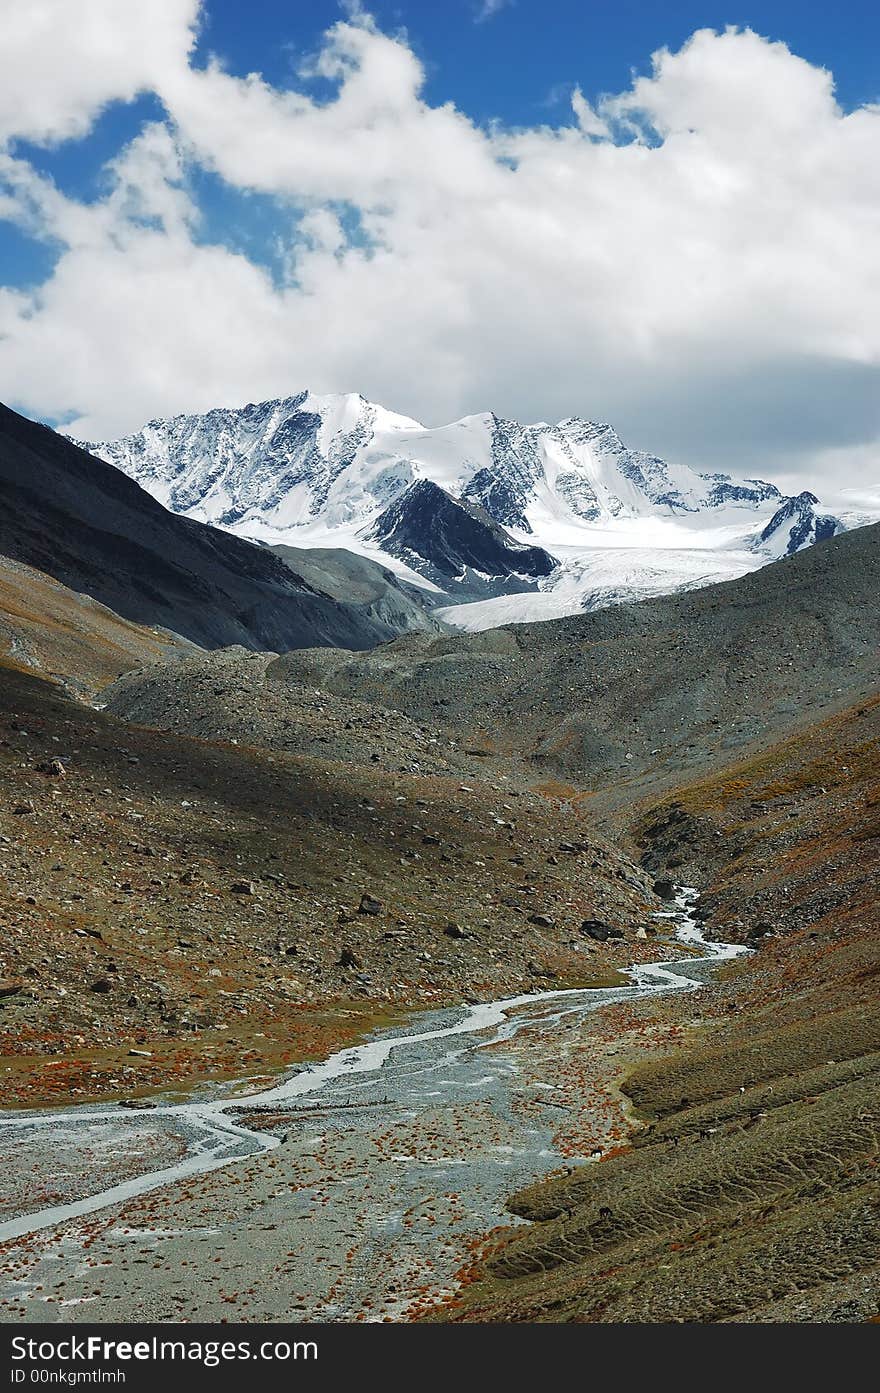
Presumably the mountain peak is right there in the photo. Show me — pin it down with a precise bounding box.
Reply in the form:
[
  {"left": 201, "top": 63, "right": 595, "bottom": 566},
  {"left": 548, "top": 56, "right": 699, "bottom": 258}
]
[
  {"left": 371, "top": 479, "right": 557, "bottom": 596},
  {"left": 75, "top": 389, "right": 867, "bottom": 625},
  {"left": 757, "top": 490, "right": 839, "bottom": 558}
]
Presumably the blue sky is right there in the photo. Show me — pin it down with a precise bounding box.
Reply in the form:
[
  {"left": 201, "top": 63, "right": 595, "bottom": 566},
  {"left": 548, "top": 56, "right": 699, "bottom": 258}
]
[
  {"left": 181, "top": 0, "right": 880, "bottom": 305},
  {"left": 0, "top": 1, "right": 878, "bottom": 498},
  {"left": 9, "top": 1, "right": 879, "bottom": 267},
  {"left": 191, "top": 1, "right": 880, "bottom": 116}
]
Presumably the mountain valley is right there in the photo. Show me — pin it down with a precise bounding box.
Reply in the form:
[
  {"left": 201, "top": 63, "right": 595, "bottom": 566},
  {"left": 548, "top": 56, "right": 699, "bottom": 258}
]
[{"left": 0, "top": 403, "right": 877, "bottom": 1325}]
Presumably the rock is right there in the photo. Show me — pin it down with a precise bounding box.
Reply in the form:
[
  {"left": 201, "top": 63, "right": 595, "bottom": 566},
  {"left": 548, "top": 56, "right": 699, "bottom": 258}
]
[
  {"left": 653, "top": 879, "right": 677, "bottom": 900},
  {"left": 230, "top": 880, "right": 255, "bottom": 895},
  {"left": 12, "top": 801, "right": 34, "bottom": 815},
  {"left": 91, "top": 978, "right": 113, "bottom": 993},
  {"left": 276, "top": 977, "right": 305, "bottom": 998},
  {"left": 527, "top": 960, "right": 558, "bottom": 979},
  {"left": 338, "top": 947, "right": 363, "bottom": 970},
  {"left": 358, "top": 894, "right": 383, "bottom": 916},
  {"left": 128, "top": 1048, "right": 152, "bottom": 1058},
  {"left": 40, "top": 758, "right": 66, "bottom": 777},
  {"left": 421, "top": 833, "right": 441, "bottom": 846},
  {"left": 581, "top": 920, "right": 610, "bottom": 941},
  {"left": 527, "top": 913, "right": 556, "bottom": 928},
  {"left": 0, "top": 980, "right": 23, "bottom": 998},
  {"left": 621, "top": 872, "right": 651, "bottom": 895},
  {"left": 443, "top": 922, "right": 467, "bottom": 939}
]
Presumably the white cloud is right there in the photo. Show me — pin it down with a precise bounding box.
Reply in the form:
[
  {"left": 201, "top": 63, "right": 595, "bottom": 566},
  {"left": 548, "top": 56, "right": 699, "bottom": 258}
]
[
  {"left": 475, "top": 1, "right": 514, "bottom": 23},
  {"left": 0, "top": 0, "right": 199, "bottom": 146},
  {"left": 0, "top": 8, "right": 878, "bottom": 494},
  {"left": 571, "top": 88, "right": 610, "bottom": 138}
]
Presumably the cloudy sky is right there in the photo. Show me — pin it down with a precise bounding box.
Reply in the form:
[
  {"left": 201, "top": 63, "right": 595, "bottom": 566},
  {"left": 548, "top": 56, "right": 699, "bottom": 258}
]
[{"left": 1, "top": 0, "right": 878, "bottom": 501}]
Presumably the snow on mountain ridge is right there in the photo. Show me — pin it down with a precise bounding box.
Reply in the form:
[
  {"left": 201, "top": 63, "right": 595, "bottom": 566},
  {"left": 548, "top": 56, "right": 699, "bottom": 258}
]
[
  {"left": 74, "top": 391, "right": 873, "bottom": 632},
  {"left": 78, "top": 390, "right": 786, "bottom": 547},
  {"left": 754, "top": 490, "right": 842, "bottom": 560}
]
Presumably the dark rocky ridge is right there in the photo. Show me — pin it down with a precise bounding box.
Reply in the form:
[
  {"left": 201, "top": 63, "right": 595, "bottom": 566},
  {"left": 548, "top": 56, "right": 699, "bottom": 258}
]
[
  {"left": 371, "top": 479, "right": 558, "bottom": 597},
  {"left": 0, "top": 402, "right": 408, "bottom": 653},
  {"left": 758, "top": 489, "right": 841, "bottom": 555}
]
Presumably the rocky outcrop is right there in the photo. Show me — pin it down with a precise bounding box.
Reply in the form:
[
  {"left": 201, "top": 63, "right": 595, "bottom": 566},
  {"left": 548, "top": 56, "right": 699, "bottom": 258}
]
[
  {"left": 756, "top": 490, "right": 841, "bottom": 557},
  {"left": 370, "top": 480, "right": 558, "bottom": 596}
]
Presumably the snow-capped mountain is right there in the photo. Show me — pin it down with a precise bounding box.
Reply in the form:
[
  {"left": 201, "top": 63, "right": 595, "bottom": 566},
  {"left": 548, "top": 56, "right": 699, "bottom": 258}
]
[
  {"left": 755, "top": 491, "right": 842, "bottom": 559},
  {"left": 81, "top": 390, "right": 783, "bottom": 541},
  {"left": 79, "top": 390, "right": 870, "bottom": 630}
]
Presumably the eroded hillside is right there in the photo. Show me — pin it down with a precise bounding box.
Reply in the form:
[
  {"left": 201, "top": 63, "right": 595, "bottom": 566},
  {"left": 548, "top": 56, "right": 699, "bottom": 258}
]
[{"left": 431, "top": 696, "right": 880, "bottom": 1322}]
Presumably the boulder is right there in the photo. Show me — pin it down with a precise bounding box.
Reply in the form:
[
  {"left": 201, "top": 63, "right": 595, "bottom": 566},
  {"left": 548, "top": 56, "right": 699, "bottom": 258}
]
[
  {"left": 653, "top": 879, "right": 677, "bottom": 900},
  {"left": 443, "top": 922, "right": 467, "bottom": 939}
]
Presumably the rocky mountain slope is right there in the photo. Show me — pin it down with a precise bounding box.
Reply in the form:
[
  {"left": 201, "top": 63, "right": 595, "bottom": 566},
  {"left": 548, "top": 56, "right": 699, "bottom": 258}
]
[
  {"left": 0, "top": 658, "right": 664, "bottom": 1108},
  {"left": 0, "top": 402, "right": 435, "bottom": 653},
  {"left": 0, "top": 554, "right": 193, "bottom": 697},
  {"left": 104, "top": 523, "right": 878, "bottom": 814},
  {"left": 193, "top": 523, "right": 877, "bottom": 796},
  {"left": 79, "top": 390, "right": 867, "bottom": 625},
  {"left": 268, "top": 542, "right": 446, "bottom": 637},
  {"left": 436, "top": 692, "right": 880, "bottom": 1323}
]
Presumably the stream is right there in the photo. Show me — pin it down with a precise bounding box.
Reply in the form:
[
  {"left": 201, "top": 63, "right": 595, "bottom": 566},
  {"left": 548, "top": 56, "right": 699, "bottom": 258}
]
[{"left": 0, "top": 890, "right": 748, "bottom": 1321}]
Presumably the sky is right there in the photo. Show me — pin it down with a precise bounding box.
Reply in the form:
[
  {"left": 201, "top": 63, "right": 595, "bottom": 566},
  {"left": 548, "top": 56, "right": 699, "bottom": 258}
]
[{"left": 0, "top": 0, "right": 878, "bottom": 502}]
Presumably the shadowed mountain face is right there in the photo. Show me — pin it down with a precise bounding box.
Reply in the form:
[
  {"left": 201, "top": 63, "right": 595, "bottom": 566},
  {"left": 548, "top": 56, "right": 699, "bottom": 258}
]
[
  {"left": 0, "top": 402, "right": 419, "bottom": 653},
  {"left": 370, "top": 479, "right": 558, "bottom": 596}
]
